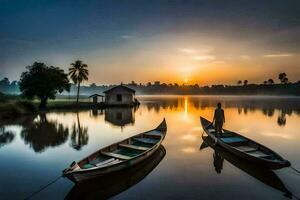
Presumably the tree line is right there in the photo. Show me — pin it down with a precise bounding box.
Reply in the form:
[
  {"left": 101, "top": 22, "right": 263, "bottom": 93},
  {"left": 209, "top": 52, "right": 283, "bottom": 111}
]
[{"left": 1, "top": 61, "right": 300, "bottom": 109}]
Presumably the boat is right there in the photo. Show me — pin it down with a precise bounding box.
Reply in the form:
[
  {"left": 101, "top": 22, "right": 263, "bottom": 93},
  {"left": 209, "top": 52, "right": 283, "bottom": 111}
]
[
  {"left": 65, "top": 145, "right": 166, "bottom": 200},
  {"left": 200, "top": 117, "right": 290, "bottom": 169},
  {"left": 63, "top": 119, "right": 167, "bottom": 182},
  {"left": 200, "top": 136, "right": 293, "bottom": 199}
]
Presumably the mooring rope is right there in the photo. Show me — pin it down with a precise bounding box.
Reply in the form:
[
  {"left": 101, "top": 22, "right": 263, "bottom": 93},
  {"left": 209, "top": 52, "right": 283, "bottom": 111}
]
[
  {"left": 23, "top": 175, "right": 62, "bottom": 200},
  {"left": 290, "top": 166, "right": 300, "bottom": 175}
]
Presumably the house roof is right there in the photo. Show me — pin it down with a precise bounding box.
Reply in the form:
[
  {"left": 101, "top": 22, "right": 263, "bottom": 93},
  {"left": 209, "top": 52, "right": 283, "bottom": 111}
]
[
  {"left": 88, "top": 94, "right": 104, "bottom": 98},
  {"left": 103, "top": 85, "right": 136, "bottom": 94}
]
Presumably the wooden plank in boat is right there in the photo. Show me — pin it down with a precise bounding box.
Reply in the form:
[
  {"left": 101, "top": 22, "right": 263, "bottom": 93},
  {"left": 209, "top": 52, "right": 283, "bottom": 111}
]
[
  {"left": 133, "top": 137, "right": 159, "bottom": 144},
  {"left": 220, "top": 137, "right": 247, "bottom": 144},
  {"left": 145, "top": 130, "right": 163, "bottom": 137},
  {"left": 247, "top": 150, "right": 270, "bottom": 158},
  {"left": 90, "top": 157, "right": 115, "bottom": 166},
  {"left": 101, "top": 152, "right": 132, "bottom": 160},
  {"left": 235, "top": 145, "right": 258, "bottom": 152},
  {"left": 119, "top": 144, "right": 149, "bottom": 151},
  {"left": 96, "top": 159, "right": 120, "bottom": 167}
]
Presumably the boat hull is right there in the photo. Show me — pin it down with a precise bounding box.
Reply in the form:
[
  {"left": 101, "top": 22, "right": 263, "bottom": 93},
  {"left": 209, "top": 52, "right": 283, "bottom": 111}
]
[
  {"left": 200, "top": 117, "right": 290, "bottom": 170},
  {"left": 66, "top": 144, "right": 161, "bottom": 182},
  {"left": 63, "top": 119, "right": 167, "bottom": 183}
]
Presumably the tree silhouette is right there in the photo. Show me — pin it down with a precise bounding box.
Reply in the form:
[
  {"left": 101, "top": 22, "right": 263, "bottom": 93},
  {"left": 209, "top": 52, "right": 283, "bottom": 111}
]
[
  {"left": 0, "top": 126, "right": 15, "bottom": 148},
  {"left": 21, "top": 113, "right": 69, "bottom": 153},
  {"left": 69, "top": 60, "right": 89, "bottom": 103},
  {"left": 268, "top": 79, "right": 274, "bottom": 85},
  {"left": 263, "top": 81, "right": 268, "bottom": 85},
  {"left": 278, "top": 73, "right": 289, "bottom": 84},
  {"left": 70, "top": 112, "right": 89, "bottom": 150},
  {"left": 243, "top": 80, "right": 248, "bottom": 86},
  {"left": 237, "top": 80, "right": 242, "bottom": 85},
  {"left": 19, "top": 62, "right": 70, "bottom": 109}
]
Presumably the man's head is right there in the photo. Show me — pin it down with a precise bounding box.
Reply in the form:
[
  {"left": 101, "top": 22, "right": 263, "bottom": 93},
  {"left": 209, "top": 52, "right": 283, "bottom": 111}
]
[{"left": 217, "top": 102, "right": 222, "bottom": 108}]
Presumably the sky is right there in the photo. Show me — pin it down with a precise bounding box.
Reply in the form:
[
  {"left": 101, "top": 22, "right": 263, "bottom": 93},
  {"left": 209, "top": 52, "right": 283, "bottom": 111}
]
[{"left": 1, "top": 0, "right": 300, "bottom": 85}]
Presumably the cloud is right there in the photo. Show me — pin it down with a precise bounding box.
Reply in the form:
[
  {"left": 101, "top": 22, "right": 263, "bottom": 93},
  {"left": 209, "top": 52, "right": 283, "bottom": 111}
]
[
  {"left": 120, "top": 35, "right": 132, "bottom": 39},
  {"left": 240, "top": 55, "right": 251, "bottom": 59},
  {"left": 192, "top": 55, "right": 215, "bottom": 61},
  {"left": 263, "top": 54, "right": 294, "bottom": 58},
  {"left": 212, "top": 60, "right": 226, "bottom": 64},
  {"left": 178, "top": 48, "right": 196, "bottom": 54}
]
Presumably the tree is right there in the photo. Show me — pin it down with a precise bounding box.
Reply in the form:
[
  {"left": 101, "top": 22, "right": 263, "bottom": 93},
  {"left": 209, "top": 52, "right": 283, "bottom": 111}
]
[
  {"left": 278, "top": 73, "right": 288, "bottom": 84},
  {"left": 237, "top": 80, "right": 242, "bottom": 85},
  {"left": 0, "top": 77, "right": 10, "bottom": 93},
  {"left": 243, "top": 80, "right": 248, "bottom": 86},
  {"left": 268, "top": 79, "right": 274, "bottom": 85},
  {"left": 263, "top": 81, "right": 268, "bottom": 85},
  {"left": 69, "top": 60, "right": 89, "bottom": 103},
  {"left": 19, "top": 62, "right": 70, "bottom": 109}
]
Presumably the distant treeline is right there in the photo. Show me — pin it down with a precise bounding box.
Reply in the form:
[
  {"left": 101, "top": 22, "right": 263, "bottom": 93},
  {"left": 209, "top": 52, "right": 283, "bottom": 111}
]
[{"left": 1, "top": 77, "right": 300, "bottom": 96}]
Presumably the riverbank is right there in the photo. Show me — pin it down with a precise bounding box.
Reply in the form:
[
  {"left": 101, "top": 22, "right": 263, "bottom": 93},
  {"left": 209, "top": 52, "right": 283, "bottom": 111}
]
[{"left": 0, "top": 100, "right": 139, "bottom": 120}]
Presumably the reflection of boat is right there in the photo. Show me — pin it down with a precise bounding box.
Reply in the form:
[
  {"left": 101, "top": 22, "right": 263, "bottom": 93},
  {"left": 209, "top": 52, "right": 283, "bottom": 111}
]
[
  {"left": 200, "top": 117, "right": 290, "bottom": 169},
  {"left": 200, "top": 136, "right": 293, "bottom": 199},
  {"left": 65, "top": 145, "right": 166, "bottom": 200},
  {"left": 63, "top": 119, "right": 167, "bottom": 182}
]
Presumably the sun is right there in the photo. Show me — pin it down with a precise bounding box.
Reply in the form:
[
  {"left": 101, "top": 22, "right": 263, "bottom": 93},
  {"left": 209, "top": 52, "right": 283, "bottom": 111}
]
[{"left": 184, "top": 76, "right": 189, "bottom": 84}]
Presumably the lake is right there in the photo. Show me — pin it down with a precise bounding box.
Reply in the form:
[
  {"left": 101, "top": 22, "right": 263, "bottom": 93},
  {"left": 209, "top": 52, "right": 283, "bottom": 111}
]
[{"left": 0, "top": 96, "right": 300, "bottom": 200}]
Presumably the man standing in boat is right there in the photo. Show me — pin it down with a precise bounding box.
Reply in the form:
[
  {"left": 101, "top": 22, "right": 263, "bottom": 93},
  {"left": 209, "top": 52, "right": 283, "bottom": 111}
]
[{"left": 212, "top": 102, "right": 225, "bottom": 137}]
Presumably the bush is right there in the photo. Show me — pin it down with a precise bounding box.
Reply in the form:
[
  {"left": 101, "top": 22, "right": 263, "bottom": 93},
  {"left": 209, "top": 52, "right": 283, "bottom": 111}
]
[{"left": 16, "top": 101, "right": 37, "bottom": 113}]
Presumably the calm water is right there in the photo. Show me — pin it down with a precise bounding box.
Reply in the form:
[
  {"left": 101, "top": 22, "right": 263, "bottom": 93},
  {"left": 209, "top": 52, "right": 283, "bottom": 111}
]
[{"left": 1, "top": 96, "right": 300, "bottom": 200}]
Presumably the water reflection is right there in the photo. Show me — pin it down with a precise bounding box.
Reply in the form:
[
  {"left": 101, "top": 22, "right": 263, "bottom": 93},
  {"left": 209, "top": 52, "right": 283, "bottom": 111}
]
[
  {"left": 0, "top": 126, "right": 15, "bottom": 148},
  {"left": 141, "top": 96, "right": 300, "bottom": 127},
  {"left": 65, "top": 145, "right": 166, "bottom": 200},
  {"left": 200, "top": 136, "right": 293, "bottom": 199},
  {"left": 21, "top": 113, "right": 69, "bottom": 153},
  {"left": 104, "top": 107, "right": 136, "bottom": 128},
  {"left": 70, "top": 112, "right": 89, "bottom": 150}
]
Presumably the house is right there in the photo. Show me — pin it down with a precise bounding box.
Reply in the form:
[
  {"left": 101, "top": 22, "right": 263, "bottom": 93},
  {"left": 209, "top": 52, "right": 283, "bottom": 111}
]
[
  {"left": 103, "top": 85, "right": 139, "bottom": 106},
  {"left": 88, "top": 94, "right": 104, "bottom": 104}
]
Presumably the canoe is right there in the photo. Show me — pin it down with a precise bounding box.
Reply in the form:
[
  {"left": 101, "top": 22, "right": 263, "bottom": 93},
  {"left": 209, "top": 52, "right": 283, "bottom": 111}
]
[
  {"left": 200, "top": 136, "right": 292, "bottom": 198},
  {"left": 63, "top": 118, "right": 167, "bottom": 182},
  {"left": 65, "top": 146, "right": 166, "bottom": 200},
  {"left": 200, "top": 117, "right": 290, "bottom": 169}
]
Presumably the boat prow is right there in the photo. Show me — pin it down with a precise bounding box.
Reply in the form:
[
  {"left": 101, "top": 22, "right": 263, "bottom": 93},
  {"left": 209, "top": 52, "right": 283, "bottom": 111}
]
[
  {"left": 200, "top": 116, "right": 290, "bottom": 169},
  {"left": 63, "top": 118, "right": 167, "bottom": 182}
]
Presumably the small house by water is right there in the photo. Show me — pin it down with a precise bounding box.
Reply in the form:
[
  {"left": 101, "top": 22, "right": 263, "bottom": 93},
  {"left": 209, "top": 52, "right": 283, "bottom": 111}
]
[{"left": 103, "top": 85, "right": 138, "bottom": 106}]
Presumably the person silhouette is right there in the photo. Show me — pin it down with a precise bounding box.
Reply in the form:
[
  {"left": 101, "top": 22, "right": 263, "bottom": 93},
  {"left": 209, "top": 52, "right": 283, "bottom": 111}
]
[
  {"left": 213, "top": 150, "right": 224, "bottom": 174},
  {"left": 212, "top": 102, "right": 225, "bottom": 137}
]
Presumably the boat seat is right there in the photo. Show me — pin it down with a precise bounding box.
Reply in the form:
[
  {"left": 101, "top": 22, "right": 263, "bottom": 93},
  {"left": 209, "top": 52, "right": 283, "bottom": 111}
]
[
  {"left": 133, "top": 137, "right": 159, "bottom": 144},
  {"left": 119, "top": 144, "right": 149, "bottom": 151},
  {"left": 247, "top": 150, "right": 270, "bottom": 158},
  {"left": 101, "top": 152, "right": 132, "bottom": 160},
  {"left": 235, "top": 145, "right": 258, "bottom": 152},
  {"left": 145, "top": 130, "right": 163, "bottom": 137},
  {"left": 96, "top": 159, "right": 120, "bottom": 167},
  {"left": 221, "top": 137, "right": 247, "bottom": 144},
  {"left": 90, "top": 158, "right": 115, "bottom": 166}
]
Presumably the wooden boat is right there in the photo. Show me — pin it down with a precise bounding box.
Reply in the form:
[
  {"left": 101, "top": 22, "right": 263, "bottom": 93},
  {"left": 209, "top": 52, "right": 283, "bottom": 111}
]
[
  {"left": 63, "top": 119, "right": 167, "bottom": 182},
  {"left": 65, "top": 146, "right": 166, "bottom": 200},
  {"left": 200, "top": 117, "right": 290, "bottom": 169},
  {"left": 200, "top": 136, "right": 293, "bottom": 198}
]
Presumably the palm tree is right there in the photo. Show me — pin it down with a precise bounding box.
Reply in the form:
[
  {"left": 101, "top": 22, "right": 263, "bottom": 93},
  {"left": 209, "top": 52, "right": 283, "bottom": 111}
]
[
  {"left": 69, "top": 60, "right": 89, "bottom": 103},
  {"left": 237, "top": 80, "right": 242, "bottom": 85}
]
